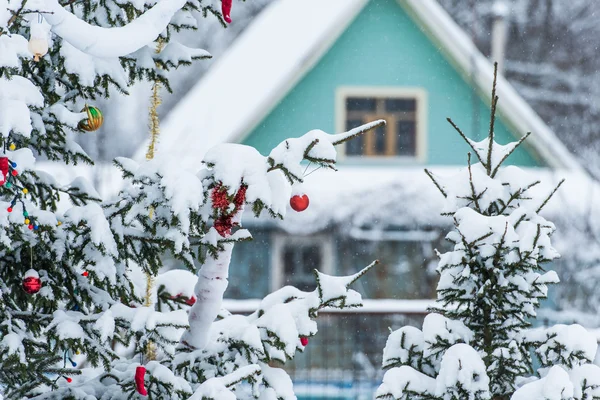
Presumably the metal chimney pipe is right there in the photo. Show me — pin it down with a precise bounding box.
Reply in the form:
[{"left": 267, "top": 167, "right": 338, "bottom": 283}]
[{"left": 491, "top": 1, "right": 509, "bottom": 75}]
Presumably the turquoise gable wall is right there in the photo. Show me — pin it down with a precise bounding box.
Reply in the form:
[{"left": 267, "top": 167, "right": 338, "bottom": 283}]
[{"left": 241, "top": 0, "right": 543, "bottom": 167}]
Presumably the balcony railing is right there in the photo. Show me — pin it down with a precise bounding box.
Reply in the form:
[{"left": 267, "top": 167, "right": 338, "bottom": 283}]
[{"left": 223, "top": 299, "right": 433, "bottom": 400}]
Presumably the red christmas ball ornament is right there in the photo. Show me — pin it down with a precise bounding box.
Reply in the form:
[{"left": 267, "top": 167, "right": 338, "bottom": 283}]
[
  {"left": 82, "top": 271, "right": 89, "bottom": 277},
  {"left": 65, "top": 377, "right": 72, "bottom": 383},
  {"left": 7, "top": 207, "right": 12, "bottom": 213},
  {"left": 11, "top": 169, "right": 17, "bottom": 176},
  {"left": 22, "top": 269, "right": 42, "bottom": 294},
  {"left": 221, "top": 0, "right": 232, "bottom": 23},
  {"left": 290, "top": 194, "right": 310, "bottom": 212},
  {"left": 300, "top": 337, "right": 309, "bottom": 347},
  {"left": 135, "top": 365, "right": 148, "bottom": 396}
]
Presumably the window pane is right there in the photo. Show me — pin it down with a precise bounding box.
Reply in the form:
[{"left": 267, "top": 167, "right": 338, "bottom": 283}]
[
  {"left": 283, "top": 244, "right": 321, "bottom": 292},
  {"left": 396, "top": 121, "right": 416, "bottom": 156},
  {"left": 302, "top": 245, "right": 322, "bottom": 269},
  {"left": 336, "top": 238, "right": 441, "bottom": 299},
  {"left": 283, "top": 248, "right": 297, "bottom": 276},
  {"left": 345, "top": 119, "right": 364, "bottom": 155},
  {"left": 385, "top": 98, "right": 416, "bottom": 112},
  {"left": 373, "top": 124, "right": 386, "bottom": 155},
  {"left": 346, "top": 97, "right": 376, "bottom": 112}
]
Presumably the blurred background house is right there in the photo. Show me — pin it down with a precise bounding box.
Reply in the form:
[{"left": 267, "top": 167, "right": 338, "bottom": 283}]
[{"left": 55, "top": 0, "right": 600, "bottom": 398}]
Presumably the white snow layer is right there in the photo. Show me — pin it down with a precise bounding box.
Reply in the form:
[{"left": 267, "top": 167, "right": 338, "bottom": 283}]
[{"left": 43, "top": 0, "right": 188, "bottom": 57}]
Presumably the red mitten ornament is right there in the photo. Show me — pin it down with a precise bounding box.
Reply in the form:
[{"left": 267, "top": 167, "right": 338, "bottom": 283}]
[
  {"left": 186, "top": 296, "right": 196, "bottom": 306},
  {"left": 0, "top": 157, "right": 8, "bottom": 185},
  {"left": 22, "top": 269, "right": 42, "bottom": 294},
  {"left": 135, "top": 366, "right": 148, "bottom": 396},
  {"left": 290, "top": 194, "right": 309, "bottom": 212},
  {"left": 221, "top": 0, "right": 232, "bottom": 23}
]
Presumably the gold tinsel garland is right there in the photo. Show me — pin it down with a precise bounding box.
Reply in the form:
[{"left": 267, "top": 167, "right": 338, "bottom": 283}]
[{"left": 143, "top": 39, "right": 165, "bottom": 362}]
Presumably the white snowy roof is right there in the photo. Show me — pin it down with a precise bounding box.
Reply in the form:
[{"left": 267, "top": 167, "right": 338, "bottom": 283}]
[
  {"left": 143, "top": 0, "right": 584, "bottom": 174},
  {"left": 246, "top": 166, "right": 596, "bottom": 236}
]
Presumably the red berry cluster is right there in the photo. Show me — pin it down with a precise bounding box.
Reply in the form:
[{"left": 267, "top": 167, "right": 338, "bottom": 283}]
[{"left": 211, "top": 184, "right": 247, "bottom": 237}]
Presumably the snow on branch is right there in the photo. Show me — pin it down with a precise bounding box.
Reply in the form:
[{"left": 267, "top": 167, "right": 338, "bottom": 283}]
[
  {"left": 42, "top": 0, "right": 187, "bottom": 57},
  {"left": 330, "top": 119, "right": 386, "bottom": 145},
  {"left": 268, "top": 120, "right": 385, "bottom": 185},
  {"left": 315, "top": 260, "right": 378, "bottom": 308},
  {"left": 171, "top": 262, "right": 377, "bottom": 399},
  {"left": 522, "top": 324, "right": 598, "bottom": 369},
  {"left": 189, "top": 365, "right": 261, "bottom": 400}
]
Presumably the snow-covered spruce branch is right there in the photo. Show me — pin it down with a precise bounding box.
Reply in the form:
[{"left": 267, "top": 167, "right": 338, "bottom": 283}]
[
  {"left": 179, "top": 124, "right": 384, "bottom": 352},
  {"left": 40, "top": 0, "right": 187, "bottom": 57},
  {"left": 267, "top": 119, "right": 386, "bottom": 185},
  {"left": 168, "top": 261, "right": 377, "bottom": 399}
]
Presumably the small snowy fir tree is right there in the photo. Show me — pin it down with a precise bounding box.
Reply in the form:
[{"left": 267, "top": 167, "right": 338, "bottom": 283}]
[
  {"left": 0, "top": 0, "right": 381, "bottom": 398},
  {"left": 376, "top": 65, "right": 600, "bottom": 400}
]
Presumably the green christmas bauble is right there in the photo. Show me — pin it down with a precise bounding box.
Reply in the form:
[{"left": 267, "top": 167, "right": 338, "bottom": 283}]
[{"left": 78, "top": 105, "right": 103, "bottom": 132}]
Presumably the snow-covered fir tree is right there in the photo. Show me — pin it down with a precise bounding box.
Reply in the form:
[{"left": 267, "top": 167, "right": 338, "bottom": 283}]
[
  {"left": 376, "top": 66, "right": 600, "bottom": 400},
  {"left": 0, "top": 0, "right": 381, "bottom": 398}
]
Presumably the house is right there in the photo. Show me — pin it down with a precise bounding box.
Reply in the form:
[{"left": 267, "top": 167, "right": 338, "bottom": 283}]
[
  {"left": 154, "top": 0, "right": 582, "bottom": 296},
  {"left": 146, "top": 0, "right": 590, "bottom": 396}
]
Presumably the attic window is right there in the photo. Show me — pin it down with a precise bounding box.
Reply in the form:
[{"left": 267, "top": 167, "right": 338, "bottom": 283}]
[{"left": 340, "top": 89, "right": 426, "bottom": 159}]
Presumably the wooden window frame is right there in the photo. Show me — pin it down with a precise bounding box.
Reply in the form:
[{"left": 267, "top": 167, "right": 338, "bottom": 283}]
[
  {"left": 270, "top": 233, "right": 334, "bottom": 292},
  {"left": 336, "top": 87, "right": 428, "bottom": 162}
]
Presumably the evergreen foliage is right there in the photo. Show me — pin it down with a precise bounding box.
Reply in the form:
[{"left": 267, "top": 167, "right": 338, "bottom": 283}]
[
  {"left": 0, "top": 1, "right": 381, "bottom": 398},
  {"left": 377, "top": 65, "right": 600, "bottom": 400}
]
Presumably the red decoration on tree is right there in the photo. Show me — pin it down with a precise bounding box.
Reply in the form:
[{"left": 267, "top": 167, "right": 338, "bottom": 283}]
[
  {"left": 234, "top": 185, "right": 246, "bottom": 208},
  {"left": 135, "top": 365, "right": 148, "bottom": 396},
  {"left": 0, "top": 157, "right": 8, "bottom": 185},
  {"left": 290, "top": 194, "right": 309, "bottom": 212},
  {"left": 11, "top": 169, "right": 17, "bottom": 176},
  {"left": 7, "top": 207, "right": 12, "bottom": 213},
  {"left": 212, "top": 184, "right": 247, "bottom": 238},
  {"left": 300, "top": 337, "right": 309, "bottom": 346},
  {"left": 185, "top": 296, "right": 196, "bottom": 306},
  {"left": 211, "top": 185, "right": 230, "bottom": 211},
  {"left": 22, "top": 269, "right": 42, "bottom": 294},
  {"left": 169, "top": 293, "right": 196, "bottom": 306},
  {"left": 65, "top": 377, "right": 72, "bottom": 383},
  {"left": 214, "top": 216, "right": 234, "bottom": 237},
  {"left": 221, "top": 0, "right": 232, "bottom": 23},
  {"left": 82, "top": 271, "right": 89, "bottom": 277}
]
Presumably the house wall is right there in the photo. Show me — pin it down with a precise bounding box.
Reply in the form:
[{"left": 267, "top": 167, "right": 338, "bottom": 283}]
[
  {"left": 226, "top": 0, "right": 551, "bottom": 301},
  {"left": 240, "top": 0, "right": 543, "bottom": 167}
]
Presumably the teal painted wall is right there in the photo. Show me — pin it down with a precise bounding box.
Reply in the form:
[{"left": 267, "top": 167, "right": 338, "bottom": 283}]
[{"left": 241, "top": 0, "right": 543, "bottom": 167}]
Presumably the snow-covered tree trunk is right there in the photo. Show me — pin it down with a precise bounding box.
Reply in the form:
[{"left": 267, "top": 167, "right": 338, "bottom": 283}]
[
  {"left": 180, "top": 240, "right": 234, "bottom": 350},
  {"left": 180, "top": 197, "right": 244, "bottom": 351}
]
